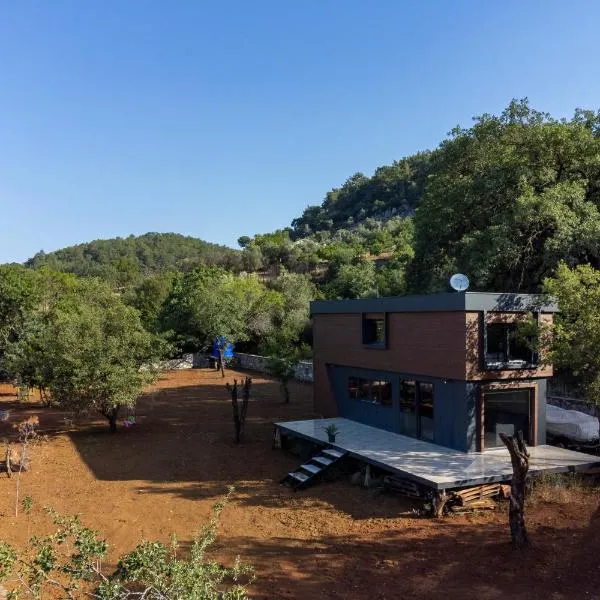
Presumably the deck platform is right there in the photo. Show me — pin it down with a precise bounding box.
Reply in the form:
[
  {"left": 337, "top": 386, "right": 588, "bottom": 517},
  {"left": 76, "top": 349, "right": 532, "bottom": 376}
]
[{"left": 275, "top": 417, "right": 600, "bottom": 490}]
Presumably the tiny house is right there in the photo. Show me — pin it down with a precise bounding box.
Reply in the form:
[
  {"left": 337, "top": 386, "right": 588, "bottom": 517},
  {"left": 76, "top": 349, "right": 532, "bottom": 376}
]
[{"left": 311, "top": 292, "right": 556, "bottom": 453}]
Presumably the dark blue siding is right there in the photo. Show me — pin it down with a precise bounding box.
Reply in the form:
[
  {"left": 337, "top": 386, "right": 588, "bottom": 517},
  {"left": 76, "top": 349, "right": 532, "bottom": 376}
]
[
  {"left": 328, "top": 366, "right": 545, "bottom": 452},
  {"left": 329, "top": 366, "right": 472, "bottom": 450}
]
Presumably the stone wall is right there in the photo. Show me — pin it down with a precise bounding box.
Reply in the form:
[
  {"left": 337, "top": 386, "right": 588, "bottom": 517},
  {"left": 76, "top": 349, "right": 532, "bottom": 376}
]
[
  {"left": 235, "top": 353, "right": 313, "bottom": 382},
  {"left": 157, "top": 353, "right": 211, "bottom": 371},
  {"left": 158, "top": 352, "right": 313, "bottom": 382}
]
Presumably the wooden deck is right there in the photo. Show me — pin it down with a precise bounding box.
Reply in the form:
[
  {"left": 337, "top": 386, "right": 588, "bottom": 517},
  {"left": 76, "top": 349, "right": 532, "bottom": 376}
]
[{"left": 275, "top": 417, "right": 600, "bottom": 490}]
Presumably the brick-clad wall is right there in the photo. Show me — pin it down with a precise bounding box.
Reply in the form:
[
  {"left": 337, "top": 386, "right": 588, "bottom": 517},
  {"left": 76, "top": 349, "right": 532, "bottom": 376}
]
[
  {"left": 465, "top": 312, "right": 553, "bottom": 381},
  {"left": 312, "top": 311, "right": 468, "bottom": 416}
]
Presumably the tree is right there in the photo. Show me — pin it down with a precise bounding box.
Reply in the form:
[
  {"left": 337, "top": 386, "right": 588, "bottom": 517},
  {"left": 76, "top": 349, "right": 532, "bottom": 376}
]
[
  {"left": 269, "top": 269, "right": 315, "bottom": 342},
  {"left": 25, "top": 233, "right": 242, "bottom": 288},
  {"left": 0, "top": 490, "right": 253, "bottom": 599},
  {"left": 0, "top": 266, "right": 77, "bottom": 381},
  {"left": 225, "top": 378, "right": 252, "bottom": 443},
  {"left": 160, "top": 268, "right": 281, "bottom": 375},
  {"left": 327, "top": 261, "right": 377, "bottom": 299},
  {"left": 409, "top": 99, "right": 600, "bottom": 293},
  {"left": 266, "top": 346, "right": 303, "bottom": 404},
  {"left": 123, "top": 271, "right": 175, "bottom": 332},
  {"left": 500, "top": 431, "right": 531, "bottom": 549},
  {"left": 5, "top": 279, "right": 161, "bottom": 432},
  {"left": 237, "top": 235, "right": 252, "bottom": 248},
  {"left": 544, "top": 263, "right": 600, "bottom": 402}
]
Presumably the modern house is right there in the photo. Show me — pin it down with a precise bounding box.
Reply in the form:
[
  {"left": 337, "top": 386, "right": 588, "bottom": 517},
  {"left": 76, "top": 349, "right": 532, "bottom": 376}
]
[{"left": 310, "top": 292, "right": 555, "bottom": 453}]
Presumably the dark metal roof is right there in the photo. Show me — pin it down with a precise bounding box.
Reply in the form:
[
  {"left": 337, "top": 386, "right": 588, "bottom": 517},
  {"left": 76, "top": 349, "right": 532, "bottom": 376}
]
[{"left": 310, "top": 292, "right": 558, "bottom": 315}]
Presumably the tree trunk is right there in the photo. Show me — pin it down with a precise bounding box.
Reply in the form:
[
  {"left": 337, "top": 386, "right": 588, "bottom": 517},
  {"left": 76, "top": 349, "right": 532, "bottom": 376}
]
[
  {"left": 5, "top": 443, "right": 12, "bottom": 478},
  {"left": 499, "top": 431, "right": 530, "bottom": 549},
  {"left": 219, "top": 348, "right": 226, "bottom": 378},
  {"left": 240, "top": 377, "right": 251, "bottom": 439},
  {"left": 102, "top": 407, "right": 120, "bottom": 433},
  {"left": 282, "top": 381, "right": 290, "bottom": 404},
  {"left": 227, "top": 380, "right": 241, "bottom": 444}
]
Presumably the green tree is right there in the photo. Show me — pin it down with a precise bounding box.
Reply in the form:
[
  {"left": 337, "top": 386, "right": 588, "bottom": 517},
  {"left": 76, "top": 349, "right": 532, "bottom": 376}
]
[
  {"left": 123, "top": 271, "right": 175, "bottom": 332},
  {"left": 327, "top": 261, "right": 377, "bottom": 299},
  {"left": 268, "top": 269, "right": 316, "bottom": 343},
  {"left": 409, "top": 99, "right": 600, "bottom": 293},
  {"left": 6, "top": 279, "right": 160, "bottom": 432},
  {"left": 160, "top": 268, "right": 281, "bottom": 375},
  {"left": 544, "top": 263, "right": 600, "bottom": 403},
  {"left": 0, "top": 266, "right": 77, "bottom": 378},
  {"left": 237, "top": 235, "right": 252, "bottom": 248}
]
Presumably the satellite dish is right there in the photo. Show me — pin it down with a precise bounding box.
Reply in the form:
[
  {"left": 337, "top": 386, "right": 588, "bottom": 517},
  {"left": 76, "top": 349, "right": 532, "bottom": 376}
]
[{"left": 450, "top": 273, "right": 469, "bottom": 292}]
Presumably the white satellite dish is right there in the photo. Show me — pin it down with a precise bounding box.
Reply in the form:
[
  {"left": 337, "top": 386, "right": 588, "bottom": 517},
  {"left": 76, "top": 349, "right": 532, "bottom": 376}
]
[{"left": 450, "top": 273, "right": 469, "bottom": 292}]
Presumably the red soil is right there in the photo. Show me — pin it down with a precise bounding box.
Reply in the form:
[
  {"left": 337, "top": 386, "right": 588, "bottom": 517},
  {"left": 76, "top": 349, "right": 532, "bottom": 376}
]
[{"left": 1, "top": 369, "right": 599, "bottom": 600}]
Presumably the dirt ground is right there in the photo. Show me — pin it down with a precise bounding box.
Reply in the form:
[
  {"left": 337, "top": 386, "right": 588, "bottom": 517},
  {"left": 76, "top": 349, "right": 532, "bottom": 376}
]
[{"left": 1, "top": 369, "right": 599, "bottom": 600}]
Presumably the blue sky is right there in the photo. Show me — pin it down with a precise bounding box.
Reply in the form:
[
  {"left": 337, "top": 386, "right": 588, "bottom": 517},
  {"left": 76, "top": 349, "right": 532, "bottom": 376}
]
[{"left": 1, "top": 0, "right": 600, "bottom": 263}]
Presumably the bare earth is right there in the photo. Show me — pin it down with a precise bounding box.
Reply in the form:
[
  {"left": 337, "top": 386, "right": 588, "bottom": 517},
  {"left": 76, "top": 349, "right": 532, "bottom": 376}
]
[{"left": 1, "top": 369, "right": 599, "bottom": 600}]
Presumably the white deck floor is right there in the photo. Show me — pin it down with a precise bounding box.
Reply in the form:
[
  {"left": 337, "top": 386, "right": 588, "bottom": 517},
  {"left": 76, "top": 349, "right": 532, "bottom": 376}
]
[{"left": 275, "top": 417, "right": 600, "bottom": 490}]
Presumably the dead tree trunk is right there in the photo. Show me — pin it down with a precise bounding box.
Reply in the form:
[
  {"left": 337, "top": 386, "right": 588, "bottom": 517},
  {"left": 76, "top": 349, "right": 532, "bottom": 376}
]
[
  {"left": 499, "top": 431, "right": 530, "bottom": 549},
  {"left": 227, "top": 378, "right": 251, "bottom": 444},
  {"left": 5, "top": 442, "right": 12, "bottom": 478},
  {"left": 226, "top": 380, "right": 241, "bottom": 443},
  {"left": 282, "top": 380, "right": 290, "bottom": 404},
  {"left": 218, "top": 347, "right": 226, "bottom": 378},
  {"left": 240, "top": 377, "right": 251, "bottom": 439}
]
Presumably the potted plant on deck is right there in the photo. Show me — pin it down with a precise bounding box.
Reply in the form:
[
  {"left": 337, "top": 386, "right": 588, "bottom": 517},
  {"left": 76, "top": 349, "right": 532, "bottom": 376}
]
[{"left": 324, "top": 424, "right": 340, "bottom": 444}]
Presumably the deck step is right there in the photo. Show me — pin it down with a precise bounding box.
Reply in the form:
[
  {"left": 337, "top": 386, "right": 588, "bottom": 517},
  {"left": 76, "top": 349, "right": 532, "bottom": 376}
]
[
  {"left": 322, "top": 448, "right": 344, "bottom": 459},
  {"left": 281, "top": 448, "right": 348, "bottom": 490},
  {"left": 300, "top": 463, "right": 322, "bottom": 475},
  {"left": 312, "top": 456, "right": 333, "bottom": 466}
]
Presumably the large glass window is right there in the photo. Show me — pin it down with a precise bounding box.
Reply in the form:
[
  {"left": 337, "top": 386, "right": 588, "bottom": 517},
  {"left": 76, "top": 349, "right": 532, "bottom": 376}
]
[
  {"left": 372, "top": 380, "right": 393, "bottom": 406},
  {"left": 348, "top": 376, "right": 392, "bottom": 406},
  {"left": 399, "top": 380, "right": 417, "bottom": 437},
  {"left": 485, "top": 322, "right": 536, "bottom": 368},
  {"left": 418, "top": 383, "right": 435, "bottom": 442},
  {"left": 484, "top": 389, "right": 531, "bottom": 449},
  {"left": 399, "top": 379, "right": 434, "bottom": 441}
]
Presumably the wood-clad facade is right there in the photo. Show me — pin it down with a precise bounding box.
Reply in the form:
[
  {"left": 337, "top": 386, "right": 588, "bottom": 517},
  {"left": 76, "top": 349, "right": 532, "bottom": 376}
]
[{"left": 311, "top": 293, "right": 557, "bottom": 452}]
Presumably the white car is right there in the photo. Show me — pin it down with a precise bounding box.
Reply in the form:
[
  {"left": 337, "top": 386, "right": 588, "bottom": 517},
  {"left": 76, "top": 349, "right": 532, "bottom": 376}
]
[{"left": 546, "top": 404, "right": 600, "bottom": 450}]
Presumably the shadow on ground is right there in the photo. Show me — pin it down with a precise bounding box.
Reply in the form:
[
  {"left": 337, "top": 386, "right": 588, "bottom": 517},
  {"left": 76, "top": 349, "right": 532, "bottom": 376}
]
[{"left": 230, "top": 506, "right": 600, "bottom": 600}]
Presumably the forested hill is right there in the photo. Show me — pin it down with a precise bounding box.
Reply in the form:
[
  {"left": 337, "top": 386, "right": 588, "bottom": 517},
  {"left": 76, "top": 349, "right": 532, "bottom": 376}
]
[
  {"left": 25, "top": 232, "right": 241, "bottom": 287},
  {"left": 290, "top": 152, "right": 430, "bottom": 238}
]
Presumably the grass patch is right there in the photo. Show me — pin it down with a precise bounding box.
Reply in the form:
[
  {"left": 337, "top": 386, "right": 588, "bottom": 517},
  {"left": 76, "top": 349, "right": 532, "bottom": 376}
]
[{"left": 529, "top": 472, "right": 600, "bottom": 505}]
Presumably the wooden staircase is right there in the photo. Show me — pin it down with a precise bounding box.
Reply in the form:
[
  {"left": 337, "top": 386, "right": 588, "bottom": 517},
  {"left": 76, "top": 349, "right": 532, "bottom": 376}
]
[{"left": 281, "top": 447, "right": 347, "bottom": 490}]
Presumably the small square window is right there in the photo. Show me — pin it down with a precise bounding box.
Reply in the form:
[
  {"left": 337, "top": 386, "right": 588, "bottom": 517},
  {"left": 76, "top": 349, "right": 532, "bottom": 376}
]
[{"left": 362, "top": 313, "right": 386, "bottom": 347}]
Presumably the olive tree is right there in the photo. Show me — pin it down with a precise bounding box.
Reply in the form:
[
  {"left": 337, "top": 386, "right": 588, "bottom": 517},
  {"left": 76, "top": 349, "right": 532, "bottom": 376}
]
[{"left": 6, "top": 278, "right": 161, "bottom": 432}]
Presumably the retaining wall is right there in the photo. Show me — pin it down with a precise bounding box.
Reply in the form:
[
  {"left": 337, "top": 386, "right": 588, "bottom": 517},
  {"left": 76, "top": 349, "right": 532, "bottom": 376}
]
[{"left": 235, "top": 353, "right": 313, "bottom": 382}]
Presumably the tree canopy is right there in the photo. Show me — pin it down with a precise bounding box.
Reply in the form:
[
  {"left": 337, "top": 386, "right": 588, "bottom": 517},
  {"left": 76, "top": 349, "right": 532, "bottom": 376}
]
[
  {"left": 26, "top": 232, "right": 243, "bottom": 288},
  {"left": 3, "top": 273, "right": 162, "bottom": 431}
]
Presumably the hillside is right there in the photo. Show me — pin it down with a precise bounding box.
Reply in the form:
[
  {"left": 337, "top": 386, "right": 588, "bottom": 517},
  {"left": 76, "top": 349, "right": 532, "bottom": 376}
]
[
  {"left": 290, "top": 152, "right": 430, "bottom": 238},
  {"left": 25, "top": 232, "right": 241, "bottom": 287}
]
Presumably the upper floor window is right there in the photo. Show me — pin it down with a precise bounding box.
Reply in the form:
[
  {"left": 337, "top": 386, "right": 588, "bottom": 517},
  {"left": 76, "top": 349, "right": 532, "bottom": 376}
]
[
  {"left": 362, "top": 313, "right": 386, "bottom": 348},
  {"left": 485, "top": 320, "right": 537, "bottom": 369}
]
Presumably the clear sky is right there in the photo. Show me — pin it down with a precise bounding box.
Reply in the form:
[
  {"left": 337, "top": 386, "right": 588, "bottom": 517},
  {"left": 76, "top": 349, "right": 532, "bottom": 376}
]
[{"left": 1, "top": 0, "right": 600, "bottom": 263}]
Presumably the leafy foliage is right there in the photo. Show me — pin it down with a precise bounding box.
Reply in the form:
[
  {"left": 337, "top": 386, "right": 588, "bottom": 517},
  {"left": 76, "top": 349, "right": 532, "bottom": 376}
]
[
  {"left": 3, "top": 277, "right": 163, "bottom": 431},
  {"left": 0, "top": 490, "right": 252, "bottom": 599},
  {"left": 409, "top": 99, "right": 600, "bottom": 292},
  {"left": 544, "top": 263, "right": 600, "bottom": 403},
  {"left": 159, "top": 267, "right": 281, "bottom": 355},
  {"left": 26, "top": 233, "right": 243, "bottom": 288}
]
